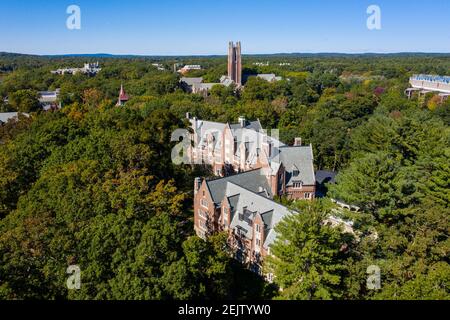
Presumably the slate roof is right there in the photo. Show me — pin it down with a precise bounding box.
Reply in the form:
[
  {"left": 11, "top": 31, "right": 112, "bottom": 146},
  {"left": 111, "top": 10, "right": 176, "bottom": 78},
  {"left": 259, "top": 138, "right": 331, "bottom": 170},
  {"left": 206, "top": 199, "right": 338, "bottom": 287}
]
[
  {"left": 205, "top": 168, "right": 273, "bottom": 204},
  {"left": 181, "top": 77, "right": 204, "bottom": 86},
  {"left": 190, "top": 118, "right": 226, "bottom": 150},
  {"left": 220, "top": 76, "right": 235, "bottom": 87},
  {"left": 271, "top": 145, "right": 315, "bottom": 186},
  {"left": 224, "top": 182, "right": 293, "bottom": 248},
  {"left": 229, "top": 119, "right": 262, "bottom": 132}
]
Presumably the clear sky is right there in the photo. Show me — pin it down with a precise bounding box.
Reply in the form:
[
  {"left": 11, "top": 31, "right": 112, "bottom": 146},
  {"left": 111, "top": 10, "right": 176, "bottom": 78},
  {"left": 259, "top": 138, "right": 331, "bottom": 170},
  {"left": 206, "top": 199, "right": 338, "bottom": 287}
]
[{"left": 0, "top": 0, "right": 449, "bottom": 55}]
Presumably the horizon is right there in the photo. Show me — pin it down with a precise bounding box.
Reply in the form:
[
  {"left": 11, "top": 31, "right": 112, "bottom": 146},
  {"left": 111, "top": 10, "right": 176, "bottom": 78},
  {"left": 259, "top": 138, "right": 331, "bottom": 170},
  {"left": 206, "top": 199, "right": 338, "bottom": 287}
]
[
  {"left": 3, "top": 51, "right": 450, "bottom": 58},
  {"left": 1, "top": 0, "right": 449, "bottom": 55}
]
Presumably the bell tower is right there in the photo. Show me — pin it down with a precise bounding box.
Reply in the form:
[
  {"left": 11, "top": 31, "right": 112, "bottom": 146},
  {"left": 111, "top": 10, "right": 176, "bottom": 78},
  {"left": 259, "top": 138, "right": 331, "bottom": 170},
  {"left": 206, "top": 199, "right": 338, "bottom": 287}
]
[{"left": 228, "top": 41, "right": 242, "bottom": 86}]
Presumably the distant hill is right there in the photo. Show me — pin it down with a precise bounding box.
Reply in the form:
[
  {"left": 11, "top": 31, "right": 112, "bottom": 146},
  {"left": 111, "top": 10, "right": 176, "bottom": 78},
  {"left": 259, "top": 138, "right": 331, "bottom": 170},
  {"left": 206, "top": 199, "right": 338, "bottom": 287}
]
[{"left": 1, "top": 51, "right": 450, "bottom": 59}]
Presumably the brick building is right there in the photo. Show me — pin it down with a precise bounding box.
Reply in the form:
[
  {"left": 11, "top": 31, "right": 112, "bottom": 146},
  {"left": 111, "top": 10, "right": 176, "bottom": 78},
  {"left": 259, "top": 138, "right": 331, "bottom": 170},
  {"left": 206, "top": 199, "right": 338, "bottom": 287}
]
[{"left": 190, "top": 115, "right": 316, "bottom": 273}]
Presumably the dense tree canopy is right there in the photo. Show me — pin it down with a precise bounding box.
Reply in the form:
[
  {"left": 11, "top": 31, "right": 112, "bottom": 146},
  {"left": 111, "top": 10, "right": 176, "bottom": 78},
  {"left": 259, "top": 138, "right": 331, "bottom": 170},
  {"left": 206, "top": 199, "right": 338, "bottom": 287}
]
[{"left": 0, "top": 53, "right": 448, "bottom": 300}]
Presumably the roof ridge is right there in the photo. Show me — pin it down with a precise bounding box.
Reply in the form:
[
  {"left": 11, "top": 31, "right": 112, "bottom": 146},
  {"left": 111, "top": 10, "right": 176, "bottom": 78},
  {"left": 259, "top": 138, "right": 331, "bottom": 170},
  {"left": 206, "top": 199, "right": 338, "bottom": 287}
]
[
  {"left": 226, "top": 181, "right": 290, "bottom": 209},
  {"left": 205, "top": 168, "right": 263, "bottom": 183}
]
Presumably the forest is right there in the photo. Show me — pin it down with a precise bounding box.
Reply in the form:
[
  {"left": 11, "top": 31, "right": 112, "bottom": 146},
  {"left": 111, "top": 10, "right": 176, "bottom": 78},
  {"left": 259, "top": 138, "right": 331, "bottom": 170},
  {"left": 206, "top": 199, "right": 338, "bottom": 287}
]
[{"left": 0, "top": 52, "right": 448, "bottom": 299}]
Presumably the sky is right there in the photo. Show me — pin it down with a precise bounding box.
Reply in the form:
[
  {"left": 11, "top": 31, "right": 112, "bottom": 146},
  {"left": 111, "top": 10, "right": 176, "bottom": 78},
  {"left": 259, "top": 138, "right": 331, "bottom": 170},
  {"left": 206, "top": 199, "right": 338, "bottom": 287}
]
[{"left": 0, "top": 0, "right": 449, "bottom": 55}]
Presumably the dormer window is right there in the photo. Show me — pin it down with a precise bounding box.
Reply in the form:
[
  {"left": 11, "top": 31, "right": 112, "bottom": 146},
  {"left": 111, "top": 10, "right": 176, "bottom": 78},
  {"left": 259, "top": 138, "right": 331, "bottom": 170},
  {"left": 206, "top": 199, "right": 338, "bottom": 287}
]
[
  {"left": 293, "top": 169, "right": 299, "bottom": 177},
  {"left": 293, "top": 182, "right": 303, "bottom": 189}
]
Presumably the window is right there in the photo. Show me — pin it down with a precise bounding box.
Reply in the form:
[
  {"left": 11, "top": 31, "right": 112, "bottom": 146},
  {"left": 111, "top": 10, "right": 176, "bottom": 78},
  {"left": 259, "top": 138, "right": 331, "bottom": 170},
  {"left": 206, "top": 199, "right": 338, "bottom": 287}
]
[
  {"left": 223, "top": 208, "right": 228, "bottom": 224},
  {"left": 293, "top": 182, "right": 303, "bottom": 189},
  {"left": 293, "top": 170, "right": 299, "bottom": 177},
  {"left": 198, "top": 209, "right": 207, "bottom": 219},
  {"left": 256, "top": 224, "right": 260, "bottom": 233},
  {"left": 304, "top": 192, "right": 311, "bottom": 199},
  {"left": 201, "top": 198, "right": 208, "bottom": 208},
  {"left": 199, "top": 220, "right": 207, "bottom": 230},
  {"left": 256, "top": 239, "right": 261, "bottom": 246}
]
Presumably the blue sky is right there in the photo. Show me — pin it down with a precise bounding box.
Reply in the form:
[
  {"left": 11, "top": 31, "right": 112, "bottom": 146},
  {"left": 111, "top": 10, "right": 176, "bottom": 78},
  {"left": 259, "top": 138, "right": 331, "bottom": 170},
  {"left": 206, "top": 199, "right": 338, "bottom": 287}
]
[{"left": 0, "top": 0, "right": 449, "bottom": 55}]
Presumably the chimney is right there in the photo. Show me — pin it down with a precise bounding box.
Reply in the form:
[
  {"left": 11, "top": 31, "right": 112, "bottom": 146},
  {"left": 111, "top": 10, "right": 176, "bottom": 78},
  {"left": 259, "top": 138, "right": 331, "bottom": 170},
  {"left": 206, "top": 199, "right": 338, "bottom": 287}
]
[
  {"left": 194, "top": 177, "right": 202, "bottom": 194},
  {"left": 238, "top": 116, "right": 246, "bottom": 128},
  {"left": 294, "top": 137, "right": 302, "bottom": 146},
  {"left": 263, "top": 140, "right": 272, "bottom": 158}
]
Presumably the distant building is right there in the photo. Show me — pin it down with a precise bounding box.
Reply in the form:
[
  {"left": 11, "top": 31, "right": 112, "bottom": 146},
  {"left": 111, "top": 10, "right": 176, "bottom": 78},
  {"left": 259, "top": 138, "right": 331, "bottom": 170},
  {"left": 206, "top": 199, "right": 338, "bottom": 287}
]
[
  {"left": 253, "top": 62, "right": 270, "bottom": 67},
  {"left": 180, "top": 77, "right": 232, "bottom": 96},
  {"left": 180, "top": 77, "right": 204, "bottom": 93},
  {"left": 38, "top": 89, "right": 61, "bottom": 111},
  {"left": 51, "top": 62, "right": 101, "bottom": 76},
  {"left": 152, "top": 63, "right": 166, "bottom": 71},
  {"left": 178, "top": 64, "right": 202, "bottom": 75},
  {"left": 0, "top": 112, "right": 29, "bottom": 125},
  {"left": 256, "top": 74, "right": 283, "bottom": 82},
  {"left": 180, "top": 42, "right": 281, "bottom": 95},
  {"left": 116, "top": 84, "right": 129, "bottom": 106},
  {"left": 406, "top": 74, "right": 450, "bottom": 101}
]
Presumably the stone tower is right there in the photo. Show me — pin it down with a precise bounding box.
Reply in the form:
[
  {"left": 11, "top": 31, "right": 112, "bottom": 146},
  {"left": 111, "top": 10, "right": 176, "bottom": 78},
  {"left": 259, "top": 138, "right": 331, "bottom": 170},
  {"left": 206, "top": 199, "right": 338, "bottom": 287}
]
[{"left": 228, "top": 41, "right": 242, "bottom": 86}]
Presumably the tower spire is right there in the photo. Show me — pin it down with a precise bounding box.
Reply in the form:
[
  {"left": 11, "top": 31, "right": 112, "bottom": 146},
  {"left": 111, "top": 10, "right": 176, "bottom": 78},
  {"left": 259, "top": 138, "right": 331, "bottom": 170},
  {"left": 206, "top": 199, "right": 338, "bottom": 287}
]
[{"left": 116, "top": 83, "right": 129, "bottom": 106}]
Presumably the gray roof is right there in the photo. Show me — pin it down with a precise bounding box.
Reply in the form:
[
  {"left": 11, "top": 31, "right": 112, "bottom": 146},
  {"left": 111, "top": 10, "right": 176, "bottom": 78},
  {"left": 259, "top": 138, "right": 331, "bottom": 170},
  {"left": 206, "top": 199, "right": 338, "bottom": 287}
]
[
  {"left": 180, "top": 77, "right": 203, "bottom": 86},
  {"left": 229, "top": 119, "right": 262, "bottom": 132},
  {"left": 271, "top": 145, "right": 315, "bottom": 186},
  {"left": 0, "top": 112, "right": 29, "bottom": 123},
  {"left": 224, "top": 182, "right": 293, "bottom": 248},
  {"left": 205, "top": 168, "right": 273, "bottom": 204},
  {"left": 316, "top": 170, "right": 337, "bottom": 184},
  {"left": 257, "top": 74, "right": 283, "bottom": 82},
  {"left": 220, "top": 76, "right": 235, "bottom": 87},
  {"left": 190, "top": 118, "right": 226, "bottom": 149}
]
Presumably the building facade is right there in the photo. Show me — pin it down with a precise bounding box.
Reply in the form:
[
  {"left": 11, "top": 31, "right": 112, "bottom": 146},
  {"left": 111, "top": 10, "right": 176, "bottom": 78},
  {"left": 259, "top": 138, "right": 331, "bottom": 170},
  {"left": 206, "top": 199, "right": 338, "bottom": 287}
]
[
  {"left": 190, "top": 115, "right": 316, "bottom": 272},
  {"left": 188, "top": 115, "right": 316, "bottom": 200},
  {"left": 406, "top": 74, "right": 450, "bottom": 101},
  {"left": 194, "top": 170, "right": 293, "bottom": 273}
]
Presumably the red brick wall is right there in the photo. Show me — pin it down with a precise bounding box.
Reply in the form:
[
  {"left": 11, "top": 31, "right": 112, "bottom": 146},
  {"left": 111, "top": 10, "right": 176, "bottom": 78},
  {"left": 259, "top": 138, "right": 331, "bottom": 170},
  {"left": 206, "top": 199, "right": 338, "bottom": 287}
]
[{"left": 194, "top": 180, "right": 217, "bottom": 238}]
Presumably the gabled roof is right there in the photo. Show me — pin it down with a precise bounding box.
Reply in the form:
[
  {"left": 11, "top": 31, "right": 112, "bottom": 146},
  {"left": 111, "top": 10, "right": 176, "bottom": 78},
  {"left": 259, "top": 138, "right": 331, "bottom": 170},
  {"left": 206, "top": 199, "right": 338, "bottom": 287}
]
[
  {"left": 224, "top": 182, "right": 293, "bottom": 247},
  {"left": 181, "top": 77, "right": 204, "bottom": 86},
  {"left": 270, "top": 145, "right": 315, "bottom": 186},
  {"left": 119, "top": 85, "right": 129, "bottom": 101},
  {"left": 190, "top": 118, "right": 227, "bottom": 149},
  {"left": 205, "top": 168, "right": 272, "bottom": 204}
]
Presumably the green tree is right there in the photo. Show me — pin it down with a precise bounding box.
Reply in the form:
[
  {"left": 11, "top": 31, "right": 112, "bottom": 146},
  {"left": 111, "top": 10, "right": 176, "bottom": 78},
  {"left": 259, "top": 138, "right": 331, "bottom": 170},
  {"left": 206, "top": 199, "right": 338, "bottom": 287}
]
[
  {"left": 265, "top": 200, "right": 353, "bottom": 300},
  {"left": 8, "top": 89, "right": 40, "bottom": 112}
]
